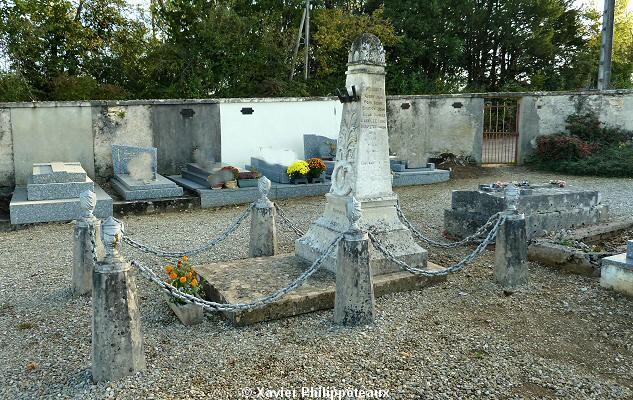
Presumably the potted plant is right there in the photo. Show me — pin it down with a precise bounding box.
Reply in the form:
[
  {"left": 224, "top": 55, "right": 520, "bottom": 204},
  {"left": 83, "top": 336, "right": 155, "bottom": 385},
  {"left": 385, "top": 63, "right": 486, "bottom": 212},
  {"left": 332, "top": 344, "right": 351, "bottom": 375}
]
[
  {"left": 287, "top": 160, "right": 310, "bottom": 184},
  {"left": 306, "top": 157, "right": 327, "bottom": 183},
  {"left": 220, "top": 166, "right": 240, "bottom": 189},
  {"left": 238, "top": 170, "right": 262, "bottom": 188},
  {"left": 164, "top": 256, "right": 205, "bottom": 325}
]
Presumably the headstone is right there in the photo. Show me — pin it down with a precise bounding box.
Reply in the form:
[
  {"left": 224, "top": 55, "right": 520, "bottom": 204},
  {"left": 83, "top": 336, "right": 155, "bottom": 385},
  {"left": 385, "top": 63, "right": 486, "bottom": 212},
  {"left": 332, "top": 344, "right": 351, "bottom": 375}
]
[
  {"left": 295, "top": 33, "right": 427, "bottom": 275},
  {"left": 111, "top": 145, "right": 183, "bottom": 200},
  {"left": 10, "top": 162, "right": 113, "bottom": 224},
  {"left": 304, "top": 134, "right": 337, "bottom": 159},
  {"left": 112, "top": 145, "right": 157, "bottom": 180}
]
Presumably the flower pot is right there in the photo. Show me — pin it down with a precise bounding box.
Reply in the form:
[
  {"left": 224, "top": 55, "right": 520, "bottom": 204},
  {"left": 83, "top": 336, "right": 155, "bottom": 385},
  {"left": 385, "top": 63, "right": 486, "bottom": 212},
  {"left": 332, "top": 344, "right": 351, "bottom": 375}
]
[
  {"left": 290, "top": 176, "right": 309, "bottom": 185},
  {"left": 224, "top": 180, "right": 238, "bottom": 189},
  {"left": 238, "top": 178, "right": 259, "bottom": 188},
  {"left": 165, "top": 295, "right": 204, "bottom": 326}
]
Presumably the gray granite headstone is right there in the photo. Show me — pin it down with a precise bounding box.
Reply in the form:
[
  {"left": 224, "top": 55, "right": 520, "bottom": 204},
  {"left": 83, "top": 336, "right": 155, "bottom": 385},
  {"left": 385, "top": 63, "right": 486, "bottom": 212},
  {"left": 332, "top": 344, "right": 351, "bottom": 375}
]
[
  {"left": 304, "top": 134, "right": 337, "bottom": 159},
  {"left": 112, "top": 145, "right": 157, "bottom": 179}
]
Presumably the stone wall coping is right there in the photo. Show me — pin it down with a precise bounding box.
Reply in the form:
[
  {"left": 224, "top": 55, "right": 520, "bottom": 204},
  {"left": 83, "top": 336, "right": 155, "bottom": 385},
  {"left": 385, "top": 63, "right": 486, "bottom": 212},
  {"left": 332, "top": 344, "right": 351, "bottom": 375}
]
[{"left": 2, "top": 89, "right": 632, "bottom": 108}]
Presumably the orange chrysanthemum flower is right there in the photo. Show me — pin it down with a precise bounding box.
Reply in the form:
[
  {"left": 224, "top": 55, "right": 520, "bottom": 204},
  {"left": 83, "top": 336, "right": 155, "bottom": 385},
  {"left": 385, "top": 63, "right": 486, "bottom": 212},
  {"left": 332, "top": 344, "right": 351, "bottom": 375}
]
[
  {"left": 165, "top": 265, "right": 173, "bottom": 273},
  {"left": 179, "top": 276, "right": 186, "bottom": 284},
  {"left": 169, "top": 272, "right": 178, "bottom": 280},
  {"left": 191, "top": 278, "right": 199, "bottom": 287},
  {"left": 183, "top": 256, "right": 189, "bottom": 262}
]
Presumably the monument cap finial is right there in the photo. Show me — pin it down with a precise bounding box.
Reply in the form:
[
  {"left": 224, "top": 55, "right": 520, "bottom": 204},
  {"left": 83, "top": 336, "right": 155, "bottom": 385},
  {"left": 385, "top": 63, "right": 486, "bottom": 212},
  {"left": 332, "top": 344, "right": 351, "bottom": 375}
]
[
  {"left": 505, "top": 183, "right": 520, "bottom": 212},
  {"left": 348, "top": 33, "right": 386, "bottom": 67},
  {"left": 101, "top": 216, "right": 124, "bottom": 260},
  {"left": 346, "top": 196, "right": 362, "bottom": 234},
  {"left": 256, "top": 176, "right": 273, "bottom": 208},
  {"left": 79, "top": 189, "right": 96, "bottom": 220}
]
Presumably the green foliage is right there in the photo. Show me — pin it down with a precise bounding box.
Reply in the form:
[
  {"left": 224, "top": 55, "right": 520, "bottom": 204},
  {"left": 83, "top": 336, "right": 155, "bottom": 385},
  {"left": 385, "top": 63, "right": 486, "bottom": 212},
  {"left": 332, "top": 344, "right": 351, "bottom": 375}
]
[
  {"left": 0, "top": 71, "right": 35, "bottom": 101},
  {"left": 310, "top": 5, "right": 399, "bottom": 95},
  {"left": 0, "top": 0, "right": 631, "bottom": 100},
  {"left": 528, "top": 111, "right": 633, "bottom": 177}
]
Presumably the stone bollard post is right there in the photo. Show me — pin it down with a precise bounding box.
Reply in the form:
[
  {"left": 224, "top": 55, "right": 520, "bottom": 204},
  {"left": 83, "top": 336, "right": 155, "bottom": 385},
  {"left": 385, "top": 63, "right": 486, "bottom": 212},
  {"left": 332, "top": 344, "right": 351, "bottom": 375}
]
[
  {"left": 250, "top": 176, "right": 278, "bottom": 257},
  {"left": 92, "top": 216, "right": 146, "bottom": 382},
  {"left": 334, "top": 197, "right": 375, "bottom": 326},
  {"left": 72, "top": 190, "right": 102, "bottom": 296},
  {"left": 495, "top": 184, "right": 528, "bottom": 289}
]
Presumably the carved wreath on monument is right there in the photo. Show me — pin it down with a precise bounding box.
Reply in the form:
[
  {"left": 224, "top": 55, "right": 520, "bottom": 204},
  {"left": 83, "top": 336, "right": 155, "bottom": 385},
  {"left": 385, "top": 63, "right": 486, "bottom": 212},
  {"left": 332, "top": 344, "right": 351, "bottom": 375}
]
[{"left": 330, "top": 102, "right": 359, "bottom": 196}]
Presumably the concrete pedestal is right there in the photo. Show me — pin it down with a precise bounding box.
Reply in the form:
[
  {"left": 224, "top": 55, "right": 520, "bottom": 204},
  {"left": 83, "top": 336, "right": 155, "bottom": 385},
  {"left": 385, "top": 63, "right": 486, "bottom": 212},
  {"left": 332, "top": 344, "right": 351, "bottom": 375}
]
[
  {"left": 600, "top": 241, "right": 633, "bottom": 297},
  {"left": 249, "top": 204, "right": 277, "bottom": 257},
  {"left": 495, "top": 213, "right": 529, "bottom": 289},
  {"left": 72, "top": 218, "right": 102, "bottom": 296},
  {"left": 92, "top": 259, "right": 145, "bottom": 382},
  {"left": 334, "top": 233, "right": 375, "bottom": 325}
]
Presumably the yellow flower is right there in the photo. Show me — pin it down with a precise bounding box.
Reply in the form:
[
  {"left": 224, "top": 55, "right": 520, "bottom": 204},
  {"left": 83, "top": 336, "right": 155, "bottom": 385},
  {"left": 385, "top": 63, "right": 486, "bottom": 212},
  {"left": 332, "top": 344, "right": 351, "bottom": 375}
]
[
  {"left": 165, "top": 265, "right": 173, "bottom": 273},
  {"left": 191, "top": 278, "right": 199, "bottom": 287},
  {"left": 186, "top": 272, "right": 193, "bottom": 279},
  {"left": 287, "top": 160, "right": 310, "bottom": 177},
  {"left": 179, "top": 276, "right": 186, "bottom": 284},
  {"left": 169, "top": 272, "right": 178, "bottom": 280},
  {"left": 183, "top": 256, "right": 189, "bottom": 262}
]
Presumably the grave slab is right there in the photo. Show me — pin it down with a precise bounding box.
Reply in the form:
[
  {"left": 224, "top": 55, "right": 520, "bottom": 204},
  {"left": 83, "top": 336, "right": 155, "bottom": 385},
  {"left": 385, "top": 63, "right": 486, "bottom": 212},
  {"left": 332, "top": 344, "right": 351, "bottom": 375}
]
[
  {"left": 27, "top": 176, "right": 95, "bottom": 201},
  {"left": 445, "top": 185, "right": 609, "bottom": 239},
  {"left": 31, "top": 162, "right": 87, "bottom": 184},
  {"left": 10, "top": 185, "right": 112, "bottom": 224},
  {"left": 112, "top": 174, "right": 183, "bottom": 200},
  {"left": 197, "top": 254, "right": 446, "bottom": 326},
  {"left": 600, "top": 246, "right": 633, "bottom": 297}
]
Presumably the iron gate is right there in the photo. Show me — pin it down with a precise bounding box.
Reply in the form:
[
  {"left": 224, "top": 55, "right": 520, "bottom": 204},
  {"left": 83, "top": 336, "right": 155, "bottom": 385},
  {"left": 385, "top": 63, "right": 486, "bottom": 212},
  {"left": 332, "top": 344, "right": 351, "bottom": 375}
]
[{"left": 482, "top": 98, "right": 519, "bottom": 164}]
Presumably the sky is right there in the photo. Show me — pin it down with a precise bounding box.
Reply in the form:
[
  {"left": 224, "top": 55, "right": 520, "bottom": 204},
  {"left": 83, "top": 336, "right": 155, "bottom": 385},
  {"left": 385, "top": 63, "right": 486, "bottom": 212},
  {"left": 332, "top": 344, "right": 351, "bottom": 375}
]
[{"left": 577, "top": 0, "right": 633, "bottom": 12}]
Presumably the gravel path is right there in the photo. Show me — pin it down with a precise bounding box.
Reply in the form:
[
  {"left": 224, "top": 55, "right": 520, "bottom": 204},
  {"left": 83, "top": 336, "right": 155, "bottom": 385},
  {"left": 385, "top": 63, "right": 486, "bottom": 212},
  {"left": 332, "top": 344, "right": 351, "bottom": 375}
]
[{"left": 1, "top": 166, "right": 633, "bottom": 399}]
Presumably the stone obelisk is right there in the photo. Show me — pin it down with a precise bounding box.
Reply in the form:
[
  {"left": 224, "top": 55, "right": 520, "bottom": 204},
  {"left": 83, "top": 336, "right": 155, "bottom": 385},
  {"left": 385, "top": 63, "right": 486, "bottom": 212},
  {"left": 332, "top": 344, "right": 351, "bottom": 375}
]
[{"left": 295, "top": 33, "right": 427, "bottom": 275}]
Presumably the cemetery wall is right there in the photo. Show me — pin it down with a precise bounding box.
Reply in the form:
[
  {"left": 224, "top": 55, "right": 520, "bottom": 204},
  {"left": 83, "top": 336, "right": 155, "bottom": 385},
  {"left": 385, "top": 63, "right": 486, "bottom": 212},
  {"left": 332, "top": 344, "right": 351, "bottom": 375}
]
[
  {"left": 0, "top": 90, "right": 632, "bottom": 188},
  {"left": 518, "top": 91, "right": 633, "bottom": 162},
  {"left": 218, "top": 98, "right": 342, "bottom": 168},
  {"left": 386, "top": 96, "right": 485, "bottom": 167}
]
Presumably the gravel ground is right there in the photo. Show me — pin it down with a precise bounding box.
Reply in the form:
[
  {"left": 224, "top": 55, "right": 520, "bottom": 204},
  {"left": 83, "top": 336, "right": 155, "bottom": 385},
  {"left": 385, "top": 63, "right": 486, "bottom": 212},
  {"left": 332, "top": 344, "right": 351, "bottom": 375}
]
[{"left": 1, "top": 166, "right": 633, "bottom": 399}]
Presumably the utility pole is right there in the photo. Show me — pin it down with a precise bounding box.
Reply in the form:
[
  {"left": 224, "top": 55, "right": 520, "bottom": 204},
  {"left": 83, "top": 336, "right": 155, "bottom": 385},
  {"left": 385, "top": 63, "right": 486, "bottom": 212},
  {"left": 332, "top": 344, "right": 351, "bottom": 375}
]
[
  {"left": 304, "top": 0, "right": 310, "bottom": 81},
  {"left": 289, "top": 9, "right": 306, "bottom": 81},
  {"left": 598, "top": 0, "right": 616, "bottom": 90}
]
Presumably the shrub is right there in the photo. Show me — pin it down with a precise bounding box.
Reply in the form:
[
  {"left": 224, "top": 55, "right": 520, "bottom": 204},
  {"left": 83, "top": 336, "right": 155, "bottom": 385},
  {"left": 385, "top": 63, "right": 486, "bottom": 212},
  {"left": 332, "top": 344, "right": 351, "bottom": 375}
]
[
  {"left": 535, "top": 134, "right": 594, "bottom": 162},
  {"left": 566, "top": 111, "right": 632, "bottom": 146}
]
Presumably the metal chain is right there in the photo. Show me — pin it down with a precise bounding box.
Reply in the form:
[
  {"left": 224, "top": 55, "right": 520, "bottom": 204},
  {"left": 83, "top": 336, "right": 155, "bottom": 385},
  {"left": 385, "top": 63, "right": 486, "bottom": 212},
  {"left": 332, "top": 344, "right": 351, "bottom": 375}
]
[
  {"left": 396, "top": 202, "right": 501, "bottom": 249},
  {"left": 122, "top": 204, "right": 253, "bottom": 258},
  {"left": 89, "top": 221, "right": 98, "bottom": 266},
  {"left": 274, "top": 203, "right": 306, "bottom": 237},
  {"left": 132, "top": 235, "right": 343, "bottom": 312},
  {"left": 369, "top": 214, "right": 505, "bottom": 277}
]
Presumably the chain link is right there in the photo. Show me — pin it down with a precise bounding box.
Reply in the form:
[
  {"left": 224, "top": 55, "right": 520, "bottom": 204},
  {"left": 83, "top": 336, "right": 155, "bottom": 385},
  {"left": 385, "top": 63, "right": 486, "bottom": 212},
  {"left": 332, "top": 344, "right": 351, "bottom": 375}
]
[
  {"left": 369, "top": 214, "right": 505, "bottom": 277},
  {"left": 396, "top": 202, "right": 501, "bottom": 249},
  {"left": 122, "top": 204, "right": 253, "bottom": 258},
  {"left": 89, "top": 221, "right": 98, "bottom": 267},
  {"left": 274, "top": 203, "right": 306, "bottom": 237},
  {"left": 132, "top": 234, "right": 342, "bottom": 312}
]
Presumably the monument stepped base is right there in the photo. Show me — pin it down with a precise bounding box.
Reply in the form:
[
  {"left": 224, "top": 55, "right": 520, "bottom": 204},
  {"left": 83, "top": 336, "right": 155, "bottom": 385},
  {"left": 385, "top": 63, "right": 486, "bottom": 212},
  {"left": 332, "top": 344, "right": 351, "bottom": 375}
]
[{"left": 196, "top": 254, "right": 446, "bottom": 326}]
